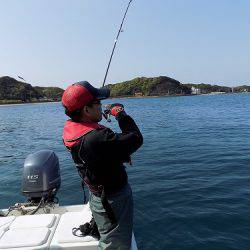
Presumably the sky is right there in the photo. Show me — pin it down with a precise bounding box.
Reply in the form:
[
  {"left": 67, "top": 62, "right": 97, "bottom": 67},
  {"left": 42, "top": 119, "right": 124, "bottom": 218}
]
[{"left": 0, "top": 0, "right": 250, "bottom": 88}]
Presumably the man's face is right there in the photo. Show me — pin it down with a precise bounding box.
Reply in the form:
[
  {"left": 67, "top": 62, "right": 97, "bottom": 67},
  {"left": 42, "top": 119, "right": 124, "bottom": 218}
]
[{"left": 86, "top": 100, "right": 103, "bottom": 122}]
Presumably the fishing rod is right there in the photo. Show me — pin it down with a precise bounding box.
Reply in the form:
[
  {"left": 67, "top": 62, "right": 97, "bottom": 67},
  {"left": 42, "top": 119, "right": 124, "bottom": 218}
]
[{"left": 102, "top": 0, "right": 134, "bottom": 88}]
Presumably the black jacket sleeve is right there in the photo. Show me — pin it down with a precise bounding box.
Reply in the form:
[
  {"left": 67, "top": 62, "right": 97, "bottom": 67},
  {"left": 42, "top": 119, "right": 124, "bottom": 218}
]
[{"left": 83, "top": 112, "right": 143, "bottom": 163}]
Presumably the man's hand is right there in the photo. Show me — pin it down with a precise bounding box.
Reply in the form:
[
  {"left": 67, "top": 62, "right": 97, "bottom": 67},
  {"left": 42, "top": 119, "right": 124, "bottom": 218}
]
[{"left": 104, "top": 103, "right": 124, "bottom": 117}]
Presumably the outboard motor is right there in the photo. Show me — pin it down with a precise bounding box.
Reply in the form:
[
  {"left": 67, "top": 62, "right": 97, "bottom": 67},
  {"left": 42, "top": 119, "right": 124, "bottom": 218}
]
[{"left": 22, "top": 150, "right": 61, "bottom": 203}]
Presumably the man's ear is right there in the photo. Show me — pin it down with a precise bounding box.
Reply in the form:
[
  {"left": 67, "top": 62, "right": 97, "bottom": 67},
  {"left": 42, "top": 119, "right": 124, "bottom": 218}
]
[{"left": 82, "top": 106, "right": 89, "bottom": 115}]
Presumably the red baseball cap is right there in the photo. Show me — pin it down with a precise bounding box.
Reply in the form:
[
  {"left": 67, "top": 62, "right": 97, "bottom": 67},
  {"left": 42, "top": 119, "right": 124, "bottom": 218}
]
[{"left": 62, "top": 81, "right": 110, "bottom": 112}]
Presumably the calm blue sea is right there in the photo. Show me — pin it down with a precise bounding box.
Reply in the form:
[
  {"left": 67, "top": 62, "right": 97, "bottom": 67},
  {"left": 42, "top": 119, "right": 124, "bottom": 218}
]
[{"left": 1, "top": 93, "right": 250, "bottom": 250}]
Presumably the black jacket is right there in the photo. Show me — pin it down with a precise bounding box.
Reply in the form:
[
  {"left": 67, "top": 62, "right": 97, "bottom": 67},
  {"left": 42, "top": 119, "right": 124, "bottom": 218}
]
[{"left": 68, "top": 112, "right": 143, "bottom": 195}]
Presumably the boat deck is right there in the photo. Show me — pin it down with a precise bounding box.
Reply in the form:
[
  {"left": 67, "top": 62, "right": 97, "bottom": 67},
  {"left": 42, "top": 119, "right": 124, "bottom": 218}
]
[{"left": 0, "top": 204, "right": 137, "bottom": 250}]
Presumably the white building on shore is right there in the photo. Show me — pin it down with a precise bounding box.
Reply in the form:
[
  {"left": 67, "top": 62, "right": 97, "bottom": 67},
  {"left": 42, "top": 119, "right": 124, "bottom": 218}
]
[{"left": 191, "top": 86, "right": 201, "bottom": 95}]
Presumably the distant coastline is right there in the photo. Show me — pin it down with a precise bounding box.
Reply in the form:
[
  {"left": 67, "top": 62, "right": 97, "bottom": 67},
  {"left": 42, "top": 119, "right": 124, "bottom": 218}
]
[
  {"left": 1, "top": 75, "right": 250, "bottom": 105},
  {"left": 106, "top": 76, "right": 250, "bottom": 98},
  {"left": 0, "top": 92, "right": 249, "bottom": 106},
  {"left": 108, "top": 91, "right": 249, "bottom": 99},
  {"left": 0, "top": 99, "right": 61, "bottom": 106}
]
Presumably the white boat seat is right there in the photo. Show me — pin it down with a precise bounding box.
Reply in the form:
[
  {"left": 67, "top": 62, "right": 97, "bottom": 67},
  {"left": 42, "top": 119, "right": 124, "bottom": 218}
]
[
  {"left": 0, "top": 227, "right": 50, "bottom": 249},
  {"left": 0, "top": 214, "right": 60, "bottom": 250},
  {"left": 54, "top": 211, "right": 97, "bottom": 243},
  {"left": 50, "top": 209, "right": 98, "bottom": 250},
  {"left": 9, "top": 214, "right": 56, "bottom": 229}
]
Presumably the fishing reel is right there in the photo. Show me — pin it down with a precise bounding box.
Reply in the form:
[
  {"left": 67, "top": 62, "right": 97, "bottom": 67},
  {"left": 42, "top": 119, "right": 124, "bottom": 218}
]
[
  {"left": 102, "top": 107, "right": 111, "bottom": 122},
  {"left": 102, "top": 103, "right": 124, "bottom": 122}
]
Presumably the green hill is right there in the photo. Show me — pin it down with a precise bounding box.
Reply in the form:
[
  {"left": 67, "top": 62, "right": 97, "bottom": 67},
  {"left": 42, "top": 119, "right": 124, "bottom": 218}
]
[
  {"left": 33, "top": 86, "right": 64, "bottom": 101},
  {"left": 107, "top": 76, "right": 250, "bottom": 97},
  {"left": 0, "top": 76, "right": 64, "bottom": 103},
  {"left": 106, "top": 76, "right": 191, "bottom": 97}
]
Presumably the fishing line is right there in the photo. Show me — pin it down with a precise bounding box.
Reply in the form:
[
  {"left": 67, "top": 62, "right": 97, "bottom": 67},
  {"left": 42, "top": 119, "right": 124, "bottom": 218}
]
[{"left": 102, "top": 0, "right": 134, "bottom": 87}]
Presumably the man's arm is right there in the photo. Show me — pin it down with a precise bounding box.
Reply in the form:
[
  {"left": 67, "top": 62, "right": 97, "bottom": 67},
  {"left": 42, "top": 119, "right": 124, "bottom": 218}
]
[
  {"left": 103, "top": 111, "right": 143, "bottom": 156},
  {"left": 84, "top": 112, "right": 143, "bottom": 163}
]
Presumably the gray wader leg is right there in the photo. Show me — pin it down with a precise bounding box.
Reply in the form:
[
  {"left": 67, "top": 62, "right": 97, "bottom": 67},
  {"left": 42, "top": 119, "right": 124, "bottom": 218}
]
[{"left": 89, "top": 184, "right": 133, "bottom": 250}]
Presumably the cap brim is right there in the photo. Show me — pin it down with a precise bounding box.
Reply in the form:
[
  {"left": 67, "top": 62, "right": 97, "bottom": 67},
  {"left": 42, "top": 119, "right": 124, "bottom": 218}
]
[{"left": 95, "top": 88, "right": 110, "bottom": 100}]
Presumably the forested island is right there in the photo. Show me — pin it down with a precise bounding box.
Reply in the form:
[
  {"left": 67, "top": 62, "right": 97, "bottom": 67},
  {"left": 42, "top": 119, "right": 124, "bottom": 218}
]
[
  {"left": 0, "top": 75, "right": 249, "bottom": 104},
  {"left": 107, "top": 76, "right": 250, "bottom": 97},
  {"left": 0, "top": 76, "right": 64, "bottom": 104}
]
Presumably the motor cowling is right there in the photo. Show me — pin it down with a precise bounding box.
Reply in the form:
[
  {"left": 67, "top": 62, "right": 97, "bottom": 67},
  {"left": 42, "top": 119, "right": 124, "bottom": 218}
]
[{"left": 22, "top": 150, "right": 61, "bottom": 202}]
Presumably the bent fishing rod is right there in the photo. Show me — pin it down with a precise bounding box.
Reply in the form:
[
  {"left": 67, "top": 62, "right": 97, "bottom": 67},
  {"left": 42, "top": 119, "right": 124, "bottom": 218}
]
[{"left": 102, "top": 0, "right": 134, "bottom": 88}]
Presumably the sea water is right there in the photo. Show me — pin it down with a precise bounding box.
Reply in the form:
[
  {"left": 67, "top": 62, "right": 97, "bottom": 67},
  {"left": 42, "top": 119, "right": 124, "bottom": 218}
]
[{"left": 0, "top": 93, "right": 250, "bottom": 250}]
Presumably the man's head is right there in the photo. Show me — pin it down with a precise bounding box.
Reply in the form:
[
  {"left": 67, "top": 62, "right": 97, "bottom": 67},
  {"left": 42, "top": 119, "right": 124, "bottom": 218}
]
[{"left": 62, "top": 81, "right": 110, "bottom": 122}]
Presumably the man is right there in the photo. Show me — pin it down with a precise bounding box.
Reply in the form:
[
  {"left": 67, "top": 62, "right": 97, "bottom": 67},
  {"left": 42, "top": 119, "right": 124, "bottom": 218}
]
[{"left": 62, "top": 81, "right": 143, "bottom": 249}]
